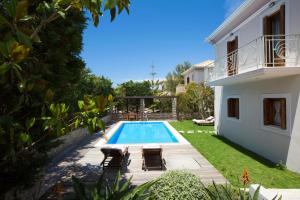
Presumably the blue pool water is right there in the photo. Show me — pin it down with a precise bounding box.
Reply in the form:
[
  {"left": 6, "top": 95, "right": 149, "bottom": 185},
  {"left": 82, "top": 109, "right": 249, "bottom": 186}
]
[{"left": 107, "top": 122, "right": 178, "bottom": 144}]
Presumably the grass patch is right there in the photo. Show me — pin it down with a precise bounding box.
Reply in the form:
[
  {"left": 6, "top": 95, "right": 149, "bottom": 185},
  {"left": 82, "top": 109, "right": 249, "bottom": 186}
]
[{"left": 170, "top": 120, "right": 300, "bottom": 188}]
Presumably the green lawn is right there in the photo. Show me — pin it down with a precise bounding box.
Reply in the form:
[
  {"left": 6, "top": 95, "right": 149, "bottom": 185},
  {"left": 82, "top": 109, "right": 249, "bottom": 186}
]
[{"left": 170, "top": 120, "right": 300, "bottom": 188}]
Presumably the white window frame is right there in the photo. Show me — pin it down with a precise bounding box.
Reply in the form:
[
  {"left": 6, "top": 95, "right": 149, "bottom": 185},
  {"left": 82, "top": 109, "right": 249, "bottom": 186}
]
[
  {"left": 226, "top": 95, "right": 241, "bottom": 122},
  {"left": 260, "top": 93, "right": 291, "bottom": 136}
]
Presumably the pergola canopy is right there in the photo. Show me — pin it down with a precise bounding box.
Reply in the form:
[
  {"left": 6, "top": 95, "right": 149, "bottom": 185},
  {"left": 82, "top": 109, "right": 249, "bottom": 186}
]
[
  {"left": 114, "top": 96, "right": 177, "bottom": 120},
  {"left": 115, "top": 95, "right": 177, "bottom": 99}
]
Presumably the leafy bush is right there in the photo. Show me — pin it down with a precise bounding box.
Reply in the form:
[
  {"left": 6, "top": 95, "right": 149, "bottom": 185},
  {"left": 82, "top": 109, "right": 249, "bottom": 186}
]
[
  {"left": 0, "top": 0, "right": 130, "bottom": 195},
  {"left": 149, "top": 170, "right": 205, "bottom": 200},
  {"left": 205, "top": 183, "right": 242, "bottom": 199},
  {"left": 72, "top": 171, "right": 155, "bottom": 200},
  {"left": 177, "top": 82, "right": 214, "bottom": 118},
  {"left": 72, "top": 170, "right": 281, "bottom": 200}
]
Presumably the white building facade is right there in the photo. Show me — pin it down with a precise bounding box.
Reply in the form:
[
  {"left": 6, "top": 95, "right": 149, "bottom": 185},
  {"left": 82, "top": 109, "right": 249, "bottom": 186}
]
[
  {"left": 176, "top": 60, "right": 213, "bottom": 94},
  {"left": 207, "top": 0, "right": 300, "bottom": 172},
  {"left": 183, "top": 60, "right": 214, "bottom": 85}
]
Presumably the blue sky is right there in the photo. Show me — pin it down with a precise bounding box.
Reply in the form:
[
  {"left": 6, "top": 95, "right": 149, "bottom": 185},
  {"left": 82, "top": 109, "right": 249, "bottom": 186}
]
[{"left": 81, "top": 0, "right": 244, "bottom": 85}]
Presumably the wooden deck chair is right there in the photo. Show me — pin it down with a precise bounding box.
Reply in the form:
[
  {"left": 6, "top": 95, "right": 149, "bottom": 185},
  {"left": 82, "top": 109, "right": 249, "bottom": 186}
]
[
  {"left": 142, "top": 145, "right": 163, "bottom": 171},
  {"left": 123, "top": 113, "right": 129, "bottom": 121},
  {"left": 100, "top": 146, "right": 129, "bottom": 169},
  {"left": 129, "top": 112, "right": 137, "bottom": 121}
]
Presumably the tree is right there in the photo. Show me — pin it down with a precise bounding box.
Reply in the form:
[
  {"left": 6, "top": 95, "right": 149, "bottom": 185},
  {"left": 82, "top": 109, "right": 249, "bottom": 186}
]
[
  {"left": 164, "top": 61, "right": 191, "bottom": 94},
  {"left": 115, "top": 80, "right": 153, "bottom": 112},
  {"left": 0, "top": 0, "right": 130, "bottom": 194},
  {"left": 177, "top": 82, "right": 214, "bottom": 118},
  {"left": 198, "top": 82, "right": 214, "bottom": 118},
  {"left": 32, "top": 8, "right": 87, "bottom": 102},
  {"left": 116, "top": 80, "right": 153, "bottom": 97},
  {"left": 67, "top": 68, "right": 114, "bottom": 111}
]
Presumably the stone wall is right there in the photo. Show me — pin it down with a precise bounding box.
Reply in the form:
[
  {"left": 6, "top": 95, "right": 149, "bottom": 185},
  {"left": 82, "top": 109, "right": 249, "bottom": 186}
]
[{"left": 47, "top": 115, "right": 112, "bottom": 159}]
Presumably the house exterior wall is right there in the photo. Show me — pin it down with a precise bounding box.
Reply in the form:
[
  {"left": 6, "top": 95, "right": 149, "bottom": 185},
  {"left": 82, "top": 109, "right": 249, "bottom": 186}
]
[
  {"left": 214, "top": 0, "right": 300, "bottom": 60},
  {"left": 212, "top": 0, "right": 300, "bottom": 172},
  {"left": 184, "top": 69, "right": 205, "bottom": 85},
  {"left": 216, "top": 76, "right": 300, "bottom": 172}
]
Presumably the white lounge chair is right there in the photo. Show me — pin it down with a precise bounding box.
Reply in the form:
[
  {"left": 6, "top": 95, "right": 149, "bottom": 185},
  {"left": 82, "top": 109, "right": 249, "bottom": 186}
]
[{"left": 193, "top": 116, "right": 215, "bottom": 126}]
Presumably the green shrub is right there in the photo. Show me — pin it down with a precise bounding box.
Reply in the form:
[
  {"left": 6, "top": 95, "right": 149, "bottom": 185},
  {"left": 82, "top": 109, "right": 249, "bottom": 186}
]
[
  {"left": 72, "top": 171, "right": 155, "bottom": 200},
  {"left": 206, "top": 183, "right": 242, "bottom": 199},
  {"left": 149, "top": 170, "right": 205, "bottom": 200}
]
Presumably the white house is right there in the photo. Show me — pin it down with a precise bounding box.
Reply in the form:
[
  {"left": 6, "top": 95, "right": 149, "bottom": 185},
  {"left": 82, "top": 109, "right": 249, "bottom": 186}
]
[
  {"left": 206, "top": 0, "right": 300, "bottom": 172},
  {"left": 176, "top": 60, "right": 213, "bottom": 93},
  {"left": 182, "top": 60, "right": 214, "bottom": 85}
]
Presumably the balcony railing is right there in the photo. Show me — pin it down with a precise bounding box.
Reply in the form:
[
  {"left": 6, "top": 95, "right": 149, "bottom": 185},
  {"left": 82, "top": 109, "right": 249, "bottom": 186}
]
[{"left": 206, "top": 34, "right": 300, "bottom": 82}]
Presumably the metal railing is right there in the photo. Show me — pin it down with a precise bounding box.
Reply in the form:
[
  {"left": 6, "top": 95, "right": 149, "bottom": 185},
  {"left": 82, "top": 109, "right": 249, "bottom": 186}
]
[{"left": 205, "top": 34, "right": 300, "bottom": 82}]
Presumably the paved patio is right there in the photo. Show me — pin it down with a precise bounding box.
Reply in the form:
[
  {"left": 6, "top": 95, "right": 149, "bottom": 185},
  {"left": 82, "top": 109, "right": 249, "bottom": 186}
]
[{"left": 38, "top": 124, "right": 226, "bottom": 198}]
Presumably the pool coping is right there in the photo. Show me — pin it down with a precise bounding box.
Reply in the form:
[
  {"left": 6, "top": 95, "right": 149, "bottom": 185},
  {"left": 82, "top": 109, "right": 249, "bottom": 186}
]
[{"left": 94, "top": 121, "right": 190, "bottom": 147}]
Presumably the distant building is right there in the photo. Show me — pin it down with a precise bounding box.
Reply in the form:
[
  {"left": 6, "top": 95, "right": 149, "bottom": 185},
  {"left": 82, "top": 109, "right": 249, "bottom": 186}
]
[{"left": 176, "top": 60, "right": 214, "bottom": 94}]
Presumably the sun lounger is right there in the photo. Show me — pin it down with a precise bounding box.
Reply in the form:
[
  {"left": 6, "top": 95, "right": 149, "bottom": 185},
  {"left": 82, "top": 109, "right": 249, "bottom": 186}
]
[
  {"left": 100, "top": 146, "right": 129, "bottom": 169},
  {"left": 193, "top": 116, "right": 215, "bottom": 126},
  {"left": 142, "top": 145, "right": 163, "bottom": 171}
]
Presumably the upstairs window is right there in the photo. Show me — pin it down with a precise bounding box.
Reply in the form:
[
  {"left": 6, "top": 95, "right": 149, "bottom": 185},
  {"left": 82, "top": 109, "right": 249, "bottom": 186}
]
[
  {"left": 227, "top": 37, "right": 238, "bottom": 76},
  {"left": 263, "top": 98, "right": 286, "bottom": 129},
  {"left": 227, "top": 98, "right": 239, "bottom": 119},
  {"left": 263, "top": 4, "right": 285, "bottom": 67}
]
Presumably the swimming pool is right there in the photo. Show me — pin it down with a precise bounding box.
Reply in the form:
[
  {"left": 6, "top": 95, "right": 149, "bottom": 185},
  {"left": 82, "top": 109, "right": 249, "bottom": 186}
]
[{"left": 107, "top": 122, "right": 179, "bottom": 144}]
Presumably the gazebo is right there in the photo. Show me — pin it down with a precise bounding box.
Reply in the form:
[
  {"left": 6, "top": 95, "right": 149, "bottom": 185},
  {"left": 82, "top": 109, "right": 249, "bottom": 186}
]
[{"left": 113, "top": 96, "right": 177, "bottom": 120}]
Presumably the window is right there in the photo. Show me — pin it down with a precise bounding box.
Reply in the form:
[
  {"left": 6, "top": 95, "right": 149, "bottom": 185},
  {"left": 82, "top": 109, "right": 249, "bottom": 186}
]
[
  {"left": 187, "top": 77, "right": 190, "bottom": 84},
  {"left": 227, "top": 98, "right": 239, "bottom": 119},
  {"left": 263, "top": 5, "right": 285, "bottom": 67},
  {"left": 263, "top": 98, "right": 286, "bottom": 129},
  {"left": 227, "top": 36, "right": 238, "bottom": 76},
  {"left": 192, "top": 74, "right": 194, "bottom": 81}
]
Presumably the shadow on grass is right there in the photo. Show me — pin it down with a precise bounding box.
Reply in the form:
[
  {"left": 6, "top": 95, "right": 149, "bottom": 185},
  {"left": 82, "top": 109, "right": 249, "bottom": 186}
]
[{"left": 211, "top": 134, "right": 277, "bottom": 168}]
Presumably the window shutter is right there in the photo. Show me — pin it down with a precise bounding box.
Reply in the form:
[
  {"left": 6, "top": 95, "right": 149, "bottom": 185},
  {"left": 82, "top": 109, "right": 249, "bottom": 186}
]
[
  {"left": 263, "top": 16, "right": 271, "bottom": 35},
  {"left": 236, "top": 99, "right": 239, "bottom": 119},
  {"left": 227, "top": 41, "right": 232, "bottom": 76},
  {"left": 231, "top": 99, "right": 234, "bottom": 117},
  {"left": 228, "top": 99, "right": 232, "bottom": 117},
  {"left": 234, "top": 37, "right": 239, "bottom": 49},
  {"left": 270, "top": 101, "right": 276, "bottom": 124},
  {"left": 280, "top": 5, "right": 285, "bottom": 35},
  {"left": 234, "top": 37, "right": 239, "bottom": 74},
  {"left": 263, "top": 16, "right": 271, "bottom": 67},
  {"left": 263, "top": 99, "right": 271, "bottom": 125},
  {"left": 279, "top": 5, "right": 286, "bottom": 66},
  {"left": 280, "top": 99, "right": 286, "bottom": 129},
  {"left": 233, "top": 99, "right": 236, "bottom": 117}
]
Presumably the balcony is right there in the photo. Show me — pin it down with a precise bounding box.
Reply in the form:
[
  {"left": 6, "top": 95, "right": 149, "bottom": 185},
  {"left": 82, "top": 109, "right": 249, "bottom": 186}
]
[{"left": 206, "top": 34, "right": 300, "bottom": 86}]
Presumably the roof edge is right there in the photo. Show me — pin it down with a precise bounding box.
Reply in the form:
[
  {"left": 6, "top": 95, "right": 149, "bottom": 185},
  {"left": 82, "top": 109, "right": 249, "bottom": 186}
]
[
  {"left": 206, "top": 0, "right": 256, "bottom": 44},
  {"left": 182, "top": 61, "right": 214, "bottom": 75}
]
